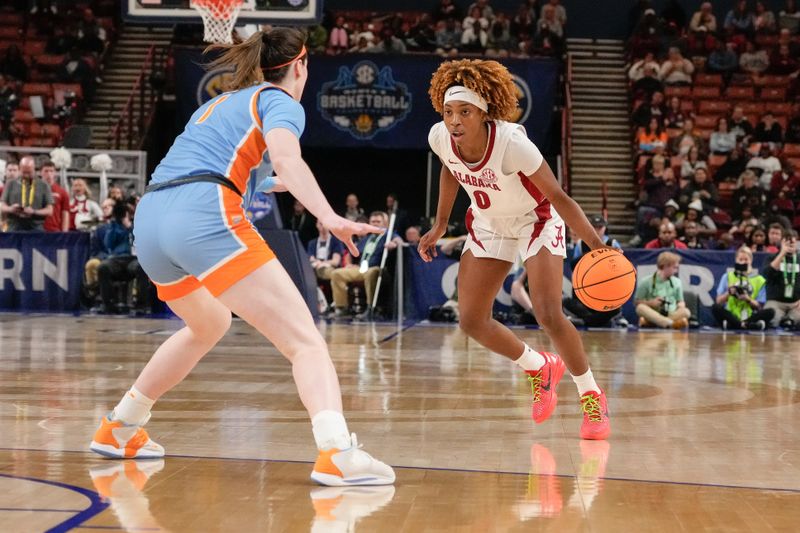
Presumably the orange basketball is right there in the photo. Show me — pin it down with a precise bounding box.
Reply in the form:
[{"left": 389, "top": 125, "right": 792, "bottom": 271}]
[{"left": 572, "top": 248, "right": 636, "bottom": 312}]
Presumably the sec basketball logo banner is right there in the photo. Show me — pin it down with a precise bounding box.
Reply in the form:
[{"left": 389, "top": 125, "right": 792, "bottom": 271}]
[{"left": 317, "top": 61, "right": 412, "bottom": 140}]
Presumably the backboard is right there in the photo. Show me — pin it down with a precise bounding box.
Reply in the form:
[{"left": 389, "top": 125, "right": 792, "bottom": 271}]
[{"left": 123, "top": 0, "right": 322, "bottom": 25}]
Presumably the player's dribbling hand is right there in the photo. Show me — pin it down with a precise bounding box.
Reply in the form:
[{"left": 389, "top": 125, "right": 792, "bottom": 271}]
[
  {"left": 418, "top": 225, "right": 446, "bottom": 263},
  {"left": 321, "top": 214, "right": 383, "bottom": 257}
]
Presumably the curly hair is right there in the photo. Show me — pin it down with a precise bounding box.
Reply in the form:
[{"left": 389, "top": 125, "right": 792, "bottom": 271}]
[{"left": 428, "top": 59, "right": 518, "bottom": 121}]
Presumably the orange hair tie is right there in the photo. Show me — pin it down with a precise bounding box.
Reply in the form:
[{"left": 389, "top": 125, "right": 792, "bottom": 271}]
[{"left": 263, "top": 46, "right": 307, "bottom": 71}]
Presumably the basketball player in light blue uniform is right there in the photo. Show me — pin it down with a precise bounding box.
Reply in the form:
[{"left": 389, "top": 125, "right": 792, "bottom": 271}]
[{"left": 90, "top": 28, "right": 395, "bottom": 487}]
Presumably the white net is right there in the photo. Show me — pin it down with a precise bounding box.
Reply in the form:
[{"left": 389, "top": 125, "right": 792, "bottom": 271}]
[{"left": 190, "top": 0, "right": 244, "bottom": 44}]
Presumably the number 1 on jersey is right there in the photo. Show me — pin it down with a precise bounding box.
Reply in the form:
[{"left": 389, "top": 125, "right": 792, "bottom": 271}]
[{"left": 473, "top": 190, "right": 491, "bottom": 209}]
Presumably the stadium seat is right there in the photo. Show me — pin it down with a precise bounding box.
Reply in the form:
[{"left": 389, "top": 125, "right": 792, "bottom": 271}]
[
  {"left": 693, "top": 86, "right": 720, "bottom": 99},
  {"left": 698, "top": 100, "right": 731, "bottom": 115},
  {"left": 725, "top": 86, "right": 755, "bottom": 99},
  {"left": 694, "top": 73, "right": 722, "bottom": 86},
  {"left": 761, "top": 87, "right": 787, "bottom": 101},
  {"left": 665, "top": 86, "right": 692, "bottom": 98}
]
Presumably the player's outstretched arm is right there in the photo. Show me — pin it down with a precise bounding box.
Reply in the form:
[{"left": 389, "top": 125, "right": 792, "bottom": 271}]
[
  {"left": 418, "top": 166, "right": 460, "bottom": 262},
  {"left": 267, "top": 127, "right": 381, "bottom": 256},
  {"left": 525, "top": 160, "right": 606, "bottom": 250}
]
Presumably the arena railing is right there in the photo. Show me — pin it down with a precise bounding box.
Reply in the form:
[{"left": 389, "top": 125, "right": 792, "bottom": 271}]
[
  {"left": 108, "top": 45, "right": 159, "bottom": 150},
  {"left": 0, "top": 146, "right": 147, "bottom": 195},
  {"left": 562, "top": 53, "right": 572, "bottom": 195}
]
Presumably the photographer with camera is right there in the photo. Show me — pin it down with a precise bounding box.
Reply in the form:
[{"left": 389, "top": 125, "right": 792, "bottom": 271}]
[
  {"left": 635, "top": 251, "right": 692, "bottom": 329},
  {"left": 762, "top": 229, "right": 800, "bottom": 329},
  {"left": 712, "top": 246, "right": 775, "bottom": 330}
]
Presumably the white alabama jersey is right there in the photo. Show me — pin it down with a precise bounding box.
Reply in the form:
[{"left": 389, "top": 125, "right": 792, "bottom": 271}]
[{"left": 428, "top": 120, "right": 549, "bottom": 218}]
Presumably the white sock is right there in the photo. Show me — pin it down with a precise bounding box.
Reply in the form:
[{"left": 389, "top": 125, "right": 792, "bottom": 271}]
[
  {"left": 312, "top": 410, "right": 351, "bottom": 451},
  {"left": 514, "top": 344, "right": 546, "bottom": 371},
  {"left": 572, "top": 369, "right": 600, "bottom": 396},
  {"left": 112, "top": 386, "right": 155, "bottom": 426}
]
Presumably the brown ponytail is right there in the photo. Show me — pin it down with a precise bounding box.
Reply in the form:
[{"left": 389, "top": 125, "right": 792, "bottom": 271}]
[{"left": 205, "top": 27, "right": 307, "bottom": 91}]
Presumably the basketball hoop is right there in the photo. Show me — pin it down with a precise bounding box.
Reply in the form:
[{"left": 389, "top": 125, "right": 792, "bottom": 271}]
[{"left": 191, "top": 0, "right": 245, "bottom": 44}]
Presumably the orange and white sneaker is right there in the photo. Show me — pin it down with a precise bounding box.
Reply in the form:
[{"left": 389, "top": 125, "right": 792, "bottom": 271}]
[
  {"left": 310, "top": 433, "right": 395, "bottom": 486},
  {"left": 89, "top": 414, "right": 164, "bottom": 459},
  {"left": 579, "top": 390, "right": 611, "bottom": 440},
  {"left": 526, "top": 352, "right": 567, "bottom": 424}
]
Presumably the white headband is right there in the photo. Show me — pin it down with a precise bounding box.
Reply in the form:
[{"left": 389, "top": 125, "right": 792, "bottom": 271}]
[{"left": 443, "top": 85, "right": 488, "bottom": 112}]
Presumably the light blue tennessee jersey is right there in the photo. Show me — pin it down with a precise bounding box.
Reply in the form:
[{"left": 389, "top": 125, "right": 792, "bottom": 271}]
[{"left": 151, "top": 82, "right": 304, "bottom": 206}]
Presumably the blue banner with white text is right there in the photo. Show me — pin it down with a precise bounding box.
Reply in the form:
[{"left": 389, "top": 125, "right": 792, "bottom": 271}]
[
  {"left": 173, "top": 48, "right": 559, "bottom": 152},
  {"left": 405, "top": 248, "right": 772, "bottom": 326},
  {"left": 0, "top": 232, "right": 90, "bottom": 311}
]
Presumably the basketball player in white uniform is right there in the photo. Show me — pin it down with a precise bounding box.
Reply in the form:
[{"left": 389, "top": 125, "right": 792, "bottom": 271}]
[{"left": 419, "top": 59, "right": 611, "bottom": 439}]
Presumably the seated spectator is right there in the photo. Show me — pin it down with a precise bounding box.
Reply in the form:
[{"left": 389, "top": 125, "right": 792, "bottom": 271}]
[
  {"left": 785, "top": 102, "right": 800, "bottom": 142},
  {"left": 747, "top": 144, "right": 783, "bottom": 186},
  {"left": 96, "top": 202, "right": 152, "bottom": 314},
  {"left": 629, "top": 8, "right": 662, "bottom": 58},
  {"left": 511, "top": 3, "right": 536, "bottom": 38},
  {"left": 661, "top": 198, "right": 681, "bottom": 226},
  {"left": 486, "top": 12, "right": 513, "bottom": 56},
  {"left": 715, "top": 146, "right": 748, "bottom": 182},
  {"left": 637, "top": 117, "right": 668, "bottom": 154},
  {"left": 747, "top": 225, "right": 774, "bottom": 252},
  {"left": 349, "top": 35, "right": 372, "bottom": 53},
  {"left": 469, "top": 0, "right": 495, "bottom": 21},
  {"left": 769, "top": 43, "right": 799, "bottom": 74},
  {"left": 433, "top": 0, "right": 462, "bottom": 23},
  {"left": 733, "top": 170, "right": 769, "bottom": 218},
  {"left": 284, "top": 199, "right": 317, "bottom": 246},
  {"left": 678, "top": 199, "right": 717, "bottom": 238},
  {"left": 754, "top": 113, "right": 785, "bottom": 144},
  {"left": 0, "top": 156, "right": 53, "bottom": 232},
  {"left": 778, "top": 26, "right": 800, "bottom": 55},
  {"left": 680, "top": 167, "right": 719, "bottom": 210},
  {"left": 530, "top": 20, "right": 562, "bottom": 56},
  {"left": 329, "top": 211, "right": 402, "bottom": 318},
  {"left": 669, "top": 118, "right": 704, "bottom": 157},
  {"left": 541, "top": 0, "right": 566, "bottom": 26},
  {"left": 770, "top": 166, "right": 800, "bottom": 207},
  {"left": 707, "top": 41, "right": 739, "bottom": 79},
  {"left": 755, "top": 1, "right": 778, "bottom": 34},
  {"left": 724, "top": 1, "right": 756, "bottom": 38},
  {"left": 661, "top": 0, "right": 687, "bottom": 29},
  {"left": 729, "top": 105, "right": 755, "bottom": 141},
  {"left": 407, "top": 14, "right": 438, "bottom": 53},
  {"left": 0, "top": 45, "right": 28, "bottom": 82},
  {"left": 328, "top": 16, "right": 350, "bottom": 54},
  {"left": 77, "top": 8, "right": 107, "bottom": 56},
  {"left": 709, "top": 117, "right": 738, "bottom": 156},
  {"left": 634, "top": 160, "right": 679, "bottom": 245},
  {"left": 367, "top": 28, "right": 407, "bottom": 54},
  {"left": 538, "top": 3, "right": 564, "bottom": 38},
  {"left": 690, "top": 2, "right": 718, "bottom": 33},
  {"left": 435, "top": 18, "right": 462, "bottom": 55},
  {"left": 680, "top": 146, "right": 708, "bottom": 179},
  {"left": 779, "top": 0, "right": 800, "bottom": 34},
  {"left": 83, "top": 199, "right": 115, "bottom": 304},
  {"left": 739, "top": 40, "right": 770, "bottom": 75},
  {"left": 635, "top": 251, "right": 691, "bottom": 329},
  {"left": 686, "top": 24, "right": 717, "bottom": 58},
  {"left": 58, "top": 48, "right": 96, "bottom": 101},
  {"left": 680, "top": 220, "right": 707, "bottom": 249},
  {"left": 762, "top": 229, "right": 800, "bottom": 329},
  {"left": 461, "top": 17, "right": 489, "bottom": 52},
  {"left": 659, "top": 47, "right": 695, "bottom": 85},
  {"left": 462, "top": 6, "right": 490, "bottom": 33},
  {"left": 404, "top": 225, "right": 421, "bottom": 247},
  {"left": 712, "top": 246, "right": 775, "bottom": 330},
  {"left": 645, "top": 221, "right": 688, "bottom": 249},
  {"left": 663, "top": 95, "right": 686, "bottom": 131},
  {"left": 563, "top": 215, "right": 624, "bottom": 327},
  {"left": 69, "top": 178, "right": 103, "bottom": 230},
  {"left": 632, "top": 90, "right": 666, "bottom": 128},
  {"left": 307, "top": 219, "right": 344, "bottom": 311}
]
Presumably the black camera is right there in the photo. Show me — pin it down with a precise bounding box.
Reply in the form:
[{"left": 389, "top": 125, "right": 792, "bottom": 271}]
[{"left": 659, "top": 298, "right": 674, "bottom": 316}]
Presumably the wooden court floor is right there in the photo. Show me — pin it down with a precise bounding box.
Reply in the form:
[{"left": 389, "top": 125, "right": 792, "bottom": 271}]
[{"left": 1, "top": 313, "right": 800, "bottom": 532}]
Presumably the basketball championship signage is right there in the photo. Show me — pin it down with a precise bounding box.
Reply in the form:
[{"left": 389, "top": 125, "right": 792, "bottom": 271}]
[{"left": 173, "top": 48, "right": 558, "bottom": 151}]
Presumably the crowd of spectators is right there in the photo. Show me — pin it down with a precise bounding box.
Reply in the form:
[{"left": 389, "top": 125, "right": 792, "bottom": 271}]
[
  {"left": 0, "top": 1, "right": 115, "bottom": 147},
  {"left": 0, "top": 153, "right": 149, "bottom": 314},
  {"left": 234, "top": 0, "right": 568, "bottom": 59},
  {"left": 626, "top": 0, "right": 800, "bottom": 253}
]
